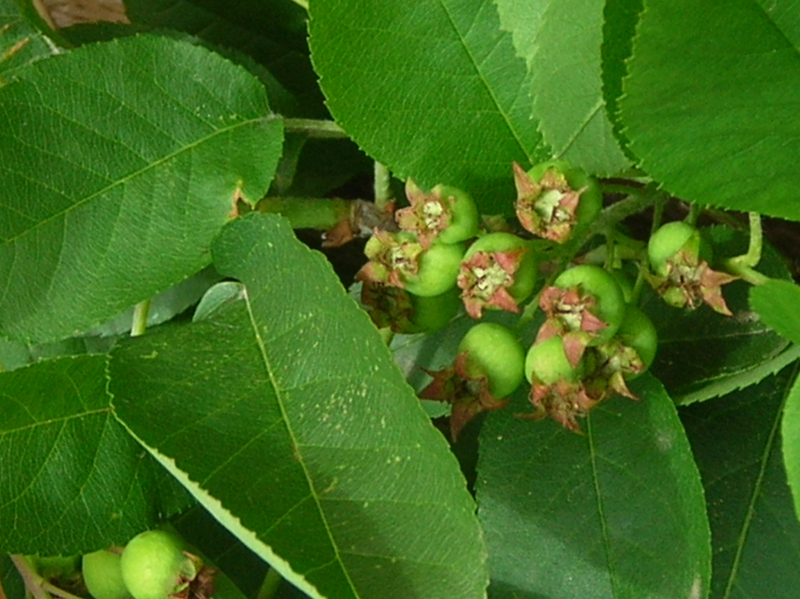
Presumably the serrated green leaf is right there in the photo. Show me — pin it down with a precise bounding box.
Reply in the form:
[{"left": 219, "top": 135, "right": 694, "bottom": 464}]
[
  {"left": 782, "top": 371, "right": 800, "bottom": 526},
  {"left": 109, "top": 213, "right": 488, "bottom": 599},
  {"left": 642, "top": 227, "right": 791, "bottom": 402},
  {"left": 681, "top": 366, "right": 800, "bottom": 599},
  {"left": 750, "top": 279, "right": 800, "bottom": 345},
  {"left": 0, "top": 35, "right": 283, "bottom": 343},
  {"left": 0, "top": 0, "right": 55, "bottom": 84},
  {"left": 0, "top": 354, "right": 190, "bottom": 554},
  {"left": 501, "top": 0, "right": 631, "bottom": 175},
  {"left": 477, "top": 374, "right": 710, "bottom": 599},
  {"left": 309, "top": 0, "right": 548, "bottom": 213},
  {"left": 620, "top": 0, "right": 800, "bottom": 220}
]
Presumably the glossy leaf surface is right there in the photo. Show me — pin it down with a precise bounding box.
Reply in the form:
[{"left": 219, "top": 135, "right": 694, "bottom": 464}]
[
  {"left": 621, "top": 0, "right": 800, "bottom": 220},
  {"left": 477, "top": 375, "right": 710, "bottom": 598},
  {"left": 0, "top": 35, "right": 283, "bottom": 342},
  {"left": 110, "top": 214, "right": 487, "bottom": 599},
  {"left": 309, "top": 0, "right": 547, "bottom": 212},
  {"left": 681, "top": 366, "right": 800, "bottom": 599},
  {"left": 0, "top": 354, "right": 188, "bottom": 554}
]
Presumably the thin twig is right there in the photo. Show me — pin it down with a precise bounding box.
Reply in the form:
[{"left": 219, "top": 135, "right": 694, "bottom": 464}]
[{"left": 9, "top": 556, "right": 51, "bottom": 599}]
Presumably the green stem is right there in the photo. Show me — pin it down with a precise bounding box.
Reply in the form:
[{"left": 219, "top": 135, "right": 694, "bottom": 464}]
[
  {"left": 685, "top": 202, "right": 702, "bottom": 226},
  {"left": 585, "top": 188, "right": 662, "bottom": 240},
  {"left": 282, "top": 118, "right": 346, "bottom": 138},
  {"left": 722, "top": 259, "right": 771, "bottom": 286},
  {"left": 257, "top": 197, "right": 352, "bottom": 230},
  {"left": 256, "top": 568, "right": 283, "bottom": 599},
  {"left": 9, "top": 556, "right": 52, "bottom": 599},
  {"left": 730, "top": 212, "right": 763, "bottom": 268},
  {"left": 131, "top": 300, "right": 151, "bottom": 337},
  {"left": 374, "top": 162, "right": 392, "bottom": 210},
  {"left": 378, "top": 327, "right": 395, "bottom": 346}
]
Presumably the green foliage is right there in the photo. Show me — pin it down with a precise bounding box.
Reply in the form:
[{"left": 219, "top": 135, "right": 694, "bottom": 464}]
[{"left": 3, "top": 1, "right": 800, "bottom": 598}]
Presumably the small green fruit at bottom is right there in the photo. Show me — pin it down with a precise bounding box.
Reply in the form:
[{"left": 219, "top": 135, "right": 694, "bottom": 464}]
[
  {"left": 458, "top": 322, "right": 525, "bottom": 399},
  {"left": 83, "top": 550, "right": 130, "bottom": 599},
  {"left": 120, "top": 531, "right": 198, "bottom": 599},
  {"left": 525, "top": 335, "right": 583, "bottom": 386}
]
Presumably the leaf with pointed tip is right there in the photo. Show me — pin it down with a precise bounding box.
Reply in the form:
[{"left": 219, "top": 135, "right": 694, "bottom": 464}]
[
  {"left": 620, "top": 0, "right": 800, "bottom": 220},
  {"left": 309, "top": 0, "right": 548, "bottom": 213},
  {"left": 681, "top": 366, "right": 800, "bottom": 599},
  {"left": 109, "top": 214, "right": 488, "bottom": 599},
  {"left": 477, "top": 374, "right": 711, "bottom": 599},
  {"left": 0, "top": 354, "right": 190, "bottom": 554},
  {"left": 0, "top": 35, "right": 283, "bottom": 343}
]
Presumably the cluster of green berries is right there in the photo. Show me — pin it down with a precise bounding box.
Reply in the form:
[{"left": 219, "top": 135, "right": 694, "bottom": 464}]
[
  {"left": 79, "top": 530, "right": 214, "bottom": 599},
  {"left": 357, "top": 161, "right": 736, "bottom": 438},
  {"left": 358, "top": 162, "right": 601, "bottom": 333}
]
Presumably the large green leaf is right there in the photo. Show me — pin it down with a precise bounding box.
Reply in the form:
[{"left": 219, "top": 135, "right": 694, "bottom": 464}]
[
  {"left": 641, "top": 227, "right": 791, "bottom": 403},
  {"left": 681, "top": 366, "right": 800, "bottom": 599},
  {"left": 0, "top": 35, "right": 283, "bottom": 343},
  {"left": 477, "top": 375, "right": 710, "bottom": 599},
  {"left": 782, "top": 371, "right": 800, "bottom": 525},
  {"left": 0, "top": 354, "right": 189, "bottom": 554},
  {"left": 620, "top": 0, "right": 800, "bottom": 220},
  {"left": 0, "top": 0, "right": 54, "bottom": 84},
  {"left": 109, "top": 214, "right": 488, "bottom": 599},
  {"left": 309, "top": 0, "right": 547, "bottom": 213},
  {"left": 497, "top": 0, "right": 631, "bottom": 175}
]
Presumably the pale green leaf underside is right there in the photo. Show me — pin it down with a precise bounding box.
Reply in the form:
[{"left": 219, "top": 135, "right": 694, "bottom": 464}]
[
  {"left": 0, "top": 0, "right": 55, "bottom": 85},
  {"left": 477, "top": 375, "right": 710, "bottom": 599},
  {"left": 0, "top": 354, "right": 186, "bottom": 554},
  {"left": 750, "top": 279, "right": 800, "bottom": 346},
  {"left": 621, "top": 0, "right": 800, "bottom": 220},
  {"left": 110, "top": 214, "right": 487, "bottom": 599},
  {"left": 499, "top": 0, "right": 631, "bottom": 175},
  {"left": 309, "top": 0, "right": 547, "bottom": 213},
  {"left": 682, "top": 367, "right": 800, "bottom": 598},
  {"left": 0, "top": 35, "right": 283, "bottom": 343}
]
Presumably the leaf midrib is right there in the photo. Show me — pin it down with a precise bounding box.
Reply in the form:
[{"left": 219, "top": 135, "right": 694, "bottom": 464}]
[{"left": 1, "top": 114, "right": 278, "bottom": 248}]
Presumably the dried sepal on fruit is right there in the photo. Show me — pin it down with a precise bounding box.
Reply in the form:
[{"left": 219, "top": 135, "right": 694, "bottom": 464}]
[
  {"left": 646, "top": 221, "right": 737, "bottom": 315},
  {"left": 357, "top": 230, "right": 464, "bottom": 297},
  {"left": 457, "top": 232, "right": 537, "bottom": 319},
  {"left": 421, "top": 323, "right": 523, "bottom": 440},
  {"left": 395, "top": 180, "right": 479, "bottom": 247},
  {"left": 522, "top": 335, "right": 594, "bottom": 432},
  {"left": 537, "top": 265, "right": 626, "bottom": 367},
  {"left": 513, "top": 161, "right": 601, "bottom": 243}
]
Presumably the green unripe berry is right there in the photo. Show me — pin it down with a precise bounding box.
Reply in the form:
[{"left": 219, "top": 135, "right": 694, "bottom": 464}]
[
  {"left": 615, "top": 306, "right": 658, "bottom": 375},
  {"left": 403, "top": 241, "right": 465, "bottom": 297},
  {"left": 120, "top": 531, "right": 197, "bottom": 599},
  {"left": 83, "top": 550, "right": 130, "bottom": 599},
  {"left": 458, "top": 323, "right": 525, "bottom": 399},
  {"left": 525, "top": 336, "right": 583, "bottom": 386}
]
